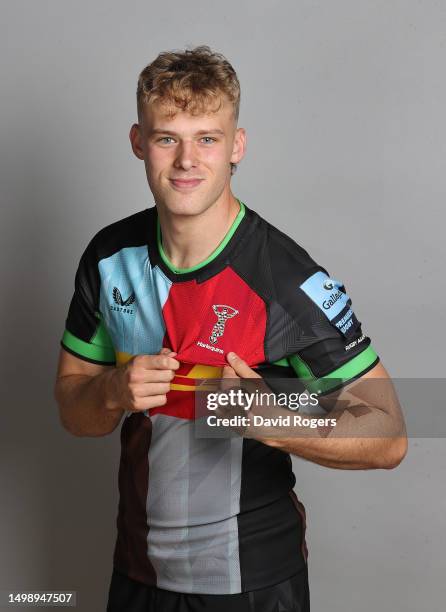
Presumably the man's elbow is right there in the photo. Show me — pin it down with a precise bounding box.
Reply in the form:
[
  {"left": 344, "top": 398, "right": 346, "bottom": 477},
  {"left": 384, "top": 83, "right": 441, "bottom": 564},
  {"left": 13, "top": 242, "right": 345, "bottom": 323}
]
[
  {"left": 58, "top": 411, "right": 84, "bottom": 437},
  {"left": 53, "top": 383, "right": 75, "bottom": 435},
  {"left": 56, "top": 401, "right": 84, "bottom": 437},
  {"left": 54, "top": 383, "right": 88, "bottom": 437},
  {"left": 57, "top": 410, "right": 114, "bottom": 438},
  {"left": 380, "top": 436, "right": 408, "bottom": 469}
]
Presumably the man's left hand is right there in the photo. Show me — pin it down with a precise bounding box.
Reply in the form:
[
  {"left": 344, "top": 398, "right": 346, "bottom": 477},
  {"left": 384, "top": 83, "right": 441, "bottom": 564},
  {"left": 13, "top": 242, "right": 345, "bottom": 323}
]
[{"left": 222, "top": 352, "right": 261, "bottom": 380}]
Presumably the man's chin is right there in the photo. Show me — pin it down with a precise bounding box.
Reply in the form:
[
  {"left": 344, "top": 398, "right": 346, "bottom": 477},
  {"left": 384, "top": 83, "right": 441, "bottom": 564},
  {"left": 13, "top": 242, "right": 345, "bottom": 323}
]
[{"left": 158, "top": 194, "right": 213, "bottom": 217}]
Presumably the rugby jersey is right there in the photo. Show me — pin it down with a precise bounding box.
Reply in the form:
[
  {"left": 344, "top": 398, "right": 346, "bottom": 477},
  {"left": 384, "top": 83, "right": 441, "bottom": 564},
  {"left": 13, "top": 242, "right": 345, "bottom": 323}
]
[{"left": 60, "top": 199, "right": 379, "bottom": 594}]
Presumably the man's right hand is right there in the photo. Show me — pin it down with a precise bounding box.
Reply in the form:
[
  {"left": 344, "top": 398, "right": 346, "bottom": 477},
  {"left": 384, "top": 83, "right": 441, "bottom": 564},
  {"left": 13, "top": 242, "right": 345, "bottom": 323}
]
[{"left": 107, "top": 347, "right": 180, "bottom": 413}]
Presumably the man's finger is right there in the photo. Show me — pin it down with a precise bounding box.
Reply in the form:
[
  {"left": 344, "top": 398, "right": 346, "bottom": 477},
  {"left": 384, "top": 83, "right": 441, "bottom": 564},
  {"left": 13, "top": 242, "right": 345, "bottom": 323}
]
[
  {"left": 220, "top": 365, "right": 240, "bottom": 393},
  {"left": 222, "top": 365, "right": 237, "bottom": 378},
  {"left": 158, "top": 356, "right": 180, "bottom": 370},
  {"left": 139, "top": 354, "right": 180, "bottom": 370},
  {"left": 159, "top": 347, "right": 177, "bottom": 356},
  {"left": 226, "top": 352, "right": 261, "bottom": 379}
]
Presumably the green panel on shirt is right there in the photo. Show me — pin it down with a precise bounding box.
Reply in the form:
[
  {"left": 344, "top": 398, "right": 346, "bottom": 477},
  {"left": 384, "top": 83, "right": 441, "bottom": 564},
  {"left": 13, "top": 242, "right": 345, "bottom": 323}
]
[
  {"left": 289, "top": 345, "right": 379, "bottom": 395},
  {"left": 61, "top": 317, "right": 115, "bottom": 363}
]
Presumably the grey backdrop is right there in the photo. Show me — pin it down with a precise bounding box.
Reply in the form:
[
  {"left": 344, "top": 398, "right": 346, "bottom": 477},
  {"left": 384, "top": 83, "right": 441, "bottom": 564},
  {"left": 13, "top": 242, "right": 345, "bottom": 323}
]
[{"left": 1, "top": 1, "right": 444, "bottom": 610}]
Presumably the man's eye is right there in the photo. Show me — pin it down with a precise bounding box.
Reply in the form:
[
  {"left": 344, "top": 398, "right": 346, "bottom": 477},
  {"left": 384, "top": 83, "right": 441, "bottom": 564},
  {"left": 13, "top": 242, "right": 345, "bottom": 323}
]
[
  {"left": 200, "top": 136, "right": 216, "bottom": 144},
  {"left": 158, "top": 137, "right": 175, "bottom": 144}
]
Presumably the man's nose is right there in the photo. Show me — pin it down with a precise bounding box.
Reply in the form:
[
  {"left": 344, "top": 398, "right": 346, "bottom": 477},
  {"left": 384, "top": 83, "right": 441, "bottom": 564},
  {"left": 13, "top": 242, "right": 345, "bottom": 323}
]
[{"left": 174, "top": 141, "right": 198, "bottom": 171}]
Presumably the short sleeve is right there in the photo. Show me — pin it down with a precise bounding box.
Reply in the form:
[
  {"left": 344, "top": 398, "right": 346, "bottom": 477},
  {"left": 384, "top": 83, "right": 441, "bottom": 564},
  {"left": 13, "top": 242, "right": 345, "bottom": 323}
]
[
  {"left": 287, "top": 267, "right": 379, "bottom": 395},
  {"left": 60, "top": 237, "right": 116, "bottom": 365}
]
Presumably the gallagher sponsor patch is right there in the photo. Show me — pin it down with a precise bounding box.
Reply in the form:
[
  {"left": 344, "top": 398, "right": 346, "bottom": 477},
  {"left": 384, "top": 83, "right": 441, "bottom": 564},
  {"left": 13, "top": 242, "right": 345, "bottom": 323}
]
[{"left": 299, "top": 271, "right": 359, "bottom": 338}]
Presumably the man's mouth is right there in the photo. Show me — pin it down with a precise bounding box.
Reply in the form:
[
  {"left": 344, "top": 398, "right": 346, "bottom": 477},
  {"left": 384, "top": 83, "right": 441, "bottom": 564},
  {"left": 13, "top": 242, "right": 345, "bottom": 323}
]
[{"left": 169, "top": 178, "right": 204, "bottom": 189}]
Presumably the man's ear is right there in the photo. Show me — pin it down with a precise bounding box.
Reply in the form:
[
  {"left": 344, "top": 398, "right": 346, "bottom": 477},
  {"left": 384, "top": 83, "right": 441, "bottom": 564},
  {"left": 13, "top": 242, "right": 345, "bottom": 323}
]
[
  {"left": 129, "top": 123, "right": 144, "bottom": 160},
  {"left": 230, "top": 127, "right": 247, "bottom": 166}
]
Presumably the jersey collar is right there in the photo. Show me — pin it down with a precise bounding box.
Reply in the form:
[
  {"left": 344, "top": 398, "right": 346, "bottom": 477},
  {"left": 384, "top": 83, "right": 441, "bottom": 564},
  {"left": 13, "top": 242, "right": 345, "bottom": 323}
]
[{"left": 149, "top": 199, "right": 250, "bottom": 282}]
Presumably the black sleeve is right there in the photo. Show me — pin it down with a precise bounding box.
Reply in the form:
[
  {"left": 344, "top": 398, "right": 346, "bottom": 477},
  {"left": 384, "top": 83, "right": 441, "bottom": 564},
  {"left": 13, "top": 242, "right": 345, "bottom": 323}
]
[
  {"left": 266, "top": 229, "right": 379, "bottom": 395},
  {"left": 286, "top": 266, "right": 379, "bottom": 394},
  {"left": 60, "top": 235, "right": 115, "bottom": 365}
]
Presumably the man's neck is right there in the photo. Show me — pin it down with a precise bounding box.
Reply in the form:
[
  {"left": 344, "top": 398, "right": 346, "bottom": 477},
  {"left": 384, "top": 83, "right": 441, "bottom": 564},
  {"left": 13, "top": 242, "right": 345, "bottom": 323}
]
[{"left": 157, "top": 194, "right": 241, "bottom": 271}]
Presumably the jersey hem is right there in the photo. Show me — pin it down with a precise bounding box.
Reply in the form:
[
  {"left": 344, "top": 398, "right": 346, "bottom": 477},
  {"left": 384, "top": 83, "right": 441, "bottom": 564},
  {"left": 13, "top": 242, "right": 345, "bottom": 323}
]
[{"left": 111, "top": 565, "right": 307, "bottom": 596}]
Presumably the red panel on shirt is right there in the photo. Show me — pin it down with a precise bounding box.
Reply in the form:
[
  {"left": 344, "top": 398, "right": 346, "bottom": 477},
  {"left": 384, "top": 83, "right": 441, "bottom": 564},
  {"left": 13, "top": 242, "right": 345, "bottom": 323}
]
[
  {"left": 150, "top": 389, "right": 195, "bottom": 420},
  {"left": 162, "top": 266, "right": 267, "bottom": 367}
]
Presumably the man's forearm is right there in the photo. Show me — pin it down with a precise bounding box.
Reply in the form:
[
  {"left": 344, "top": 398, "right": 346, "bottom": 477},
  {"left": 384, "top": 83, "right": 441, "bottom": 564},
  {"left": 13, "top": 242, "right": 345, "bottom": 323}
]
[
  {"left": 55, "top": 369, "right": 124, "bottom": 437},
  {"left": 252, "top": 405, "right": 407, "bottom": 470}
]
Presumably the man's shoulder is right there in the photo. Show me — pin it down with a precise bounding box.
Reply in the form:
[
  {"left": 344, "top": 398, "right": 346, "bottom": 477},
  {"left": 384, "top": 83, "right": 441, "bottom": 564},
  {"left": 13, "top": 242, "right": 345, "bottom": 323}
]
[
  {"left": 244, "top": 205, "right": 323, "bottom": 282},
  {"left": 83, "top": 206, "right": 155, "bottom": 263}
]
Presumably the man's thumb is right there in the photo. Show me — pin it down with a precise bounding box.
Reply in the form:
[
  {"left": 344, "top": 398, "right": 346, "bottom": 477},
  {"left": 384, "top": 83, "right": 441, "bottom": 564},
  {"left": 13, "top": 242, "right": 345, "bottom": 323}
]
[{"left": 222, "top": 365, "right": 237, "bottom": 378}]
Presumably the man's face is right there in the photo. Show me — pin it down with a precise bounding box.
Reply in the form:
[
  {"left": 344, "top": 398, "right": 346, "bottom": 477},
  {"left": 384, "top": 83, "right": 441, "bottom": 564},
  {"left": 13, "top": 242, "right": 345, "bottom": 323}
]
[{"left": 130, "top": 95, "right": 246, "bottom": 217}]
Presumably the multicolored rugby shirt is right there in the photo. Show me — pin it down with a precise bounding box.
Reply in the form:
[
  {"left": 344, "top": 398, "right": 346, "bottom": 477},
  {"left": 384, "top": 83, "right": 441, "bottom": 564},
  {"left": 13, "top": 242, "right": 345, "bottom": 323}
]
[{"left": 60, "top": 200, "right": 379, "bottom": 594}]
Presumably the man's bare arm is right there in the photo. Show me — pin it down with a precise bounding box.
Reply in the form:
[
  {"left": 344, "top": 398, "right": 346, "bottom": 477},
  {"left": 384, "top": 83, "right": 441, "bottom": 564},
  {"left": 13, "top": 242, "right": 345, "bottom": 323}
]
[
  {"left": 54, "top": 347, "right": 179, "bottom": 437},
  {"left": 222, "top": 354, "right": 408, "bottom": 470}
]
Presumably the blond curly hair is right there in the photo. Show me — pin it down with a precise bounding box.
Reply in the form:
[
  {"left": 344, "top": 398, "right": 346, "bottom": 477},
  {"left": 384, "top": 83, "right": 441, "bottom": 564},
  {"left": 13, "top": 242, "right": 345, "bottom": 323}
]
[{"left": 136, "top": 45, "right": 240, "bottom": 124}]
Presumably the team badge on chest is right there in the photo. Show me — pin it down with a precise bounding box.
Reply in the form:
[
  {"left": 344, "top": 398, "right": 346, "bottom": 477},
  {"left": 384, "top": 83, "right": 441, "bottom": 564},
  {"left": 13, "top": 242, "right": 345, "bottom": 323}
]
[{"left": 209, "top": 305, "right": 239, "bottom": 344}]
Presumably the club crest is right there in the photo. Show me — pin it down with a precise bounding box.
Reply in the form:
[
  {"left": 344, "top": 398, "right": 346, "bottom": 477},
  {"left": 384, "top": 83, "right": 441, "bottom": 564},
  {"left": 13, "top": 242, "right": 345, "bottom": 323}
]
[{"left": 209, "top": 304, "right": 239, "bottom": 344}]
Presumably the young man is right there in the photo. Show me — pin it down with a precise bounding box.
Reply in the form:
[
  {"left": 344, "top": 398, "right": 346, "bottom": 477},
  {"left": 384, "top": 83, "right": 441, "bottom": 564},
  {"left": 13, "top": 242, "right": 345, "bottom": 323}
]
[{"left": 54, "top": 46, "right": 407, "bottom": 612}]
